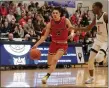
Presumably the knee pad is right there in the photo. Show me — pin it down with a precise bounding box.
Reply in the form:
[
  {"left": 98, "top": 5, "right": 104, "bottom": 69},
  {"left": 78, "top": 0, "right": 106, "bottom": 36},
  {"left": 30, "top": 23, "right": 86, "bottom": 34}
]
[{"left": 95, "top": 50, "right": 106, "bottom": 63}]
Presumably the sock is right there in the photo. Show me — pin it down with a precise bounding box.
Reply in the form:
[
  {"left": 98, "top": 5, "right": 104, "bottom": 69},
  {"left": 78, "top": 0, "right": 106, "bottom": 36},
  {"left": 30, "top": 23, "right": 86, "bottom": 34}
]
[
  {"left": 46, "top": 73, "right": 50, "bottom": 76},
  {"left": 45, "top": 73, "right": 50, "bottom": 79}
]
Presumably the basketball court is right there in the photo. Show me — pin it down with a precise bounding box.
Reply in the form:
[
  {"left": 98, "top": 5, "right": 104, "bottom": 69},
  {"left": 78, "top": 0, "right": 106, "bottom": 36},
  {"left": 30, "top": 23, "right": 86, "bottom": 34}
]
[
  {"left": 1, "top": 67, "right": 108, "bottom": 87},
  {"left": 0, "top": 0, "right": 108, "bottom": 88}
]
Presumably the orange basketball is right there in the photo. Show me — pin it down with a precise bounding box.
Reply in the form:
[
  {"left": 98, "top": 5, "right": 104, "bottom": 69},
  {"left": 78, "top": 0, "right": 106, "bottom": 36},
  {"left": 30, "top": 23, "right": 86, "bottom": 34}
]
[{"left": 30, "top": 48, "right": 41, "bottom": 60}]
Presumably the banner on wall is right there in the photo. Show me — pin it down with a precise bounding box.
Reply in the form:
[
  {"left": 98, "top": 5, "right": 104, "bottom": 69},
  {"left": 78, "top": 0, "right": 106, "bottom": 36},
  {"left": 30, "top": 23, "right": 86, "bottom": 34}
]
[
  {"left": 47, "top": 1, "right": 75, "bottom": 8},
  {"left": 0, "top": 43, "right": 85, "bottom": 66},
  {"left": 75, "top": 47, "right": 84, "bottom": 63},
  {"left": 2, "top": 44, "right": 31, "bottom": 65}
]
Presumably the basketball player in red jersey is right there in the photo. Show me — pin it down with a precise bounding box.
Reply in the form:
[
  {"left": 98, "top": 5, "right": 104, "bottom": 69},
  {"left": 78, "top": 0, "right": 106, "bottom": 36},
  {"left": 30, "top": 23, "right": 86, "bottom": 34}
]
[{"left": 32, "top": 7, "right": 95, "bottom": 84}]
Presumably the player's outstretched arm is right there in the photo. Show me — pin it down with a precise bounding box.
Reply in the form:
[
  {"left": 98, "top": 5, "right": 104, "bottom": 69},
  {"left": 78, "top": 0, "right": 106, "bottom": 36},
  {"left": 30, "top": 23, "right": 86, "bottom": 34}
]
[
  {"left": 66, "top": 17, "right": 96, "bottom": 40},
  {"left": 66, "top": 17, "right": 96, "bottom": 32}
]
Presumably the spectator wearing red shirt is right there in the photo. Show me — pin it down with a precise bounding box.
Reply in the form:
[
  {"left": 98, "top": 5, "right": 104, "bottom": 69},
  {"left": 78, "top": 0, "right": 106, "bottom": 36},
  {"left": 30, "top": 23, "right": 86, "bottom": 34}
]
[
  {"left": 0, "top": 3, "right": 8, "bottom": 17},
  {"left": 81, "top": 31, "right": 86, "bottom": 39},
  {"left": 8, "top": 1, "right": 16, "bottom": 15},
  {"left": 73, "top": 31, "right": 80, "bottom": 43},
  {"left": 19, "top": 14, "right": 27, "bottom": 27},
  {"left": 70, "top": 13, "right": 78, "bottom": 26}
]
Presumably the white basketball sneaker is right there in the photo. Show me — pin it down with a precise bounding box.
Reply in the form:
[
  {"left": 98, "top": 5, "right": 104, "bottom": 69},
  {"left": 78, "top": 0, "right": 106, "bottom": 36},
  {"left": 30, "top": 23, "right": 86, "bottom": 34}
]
[{"left": 85, "top": 77, "right": 94, "bottom": 84}]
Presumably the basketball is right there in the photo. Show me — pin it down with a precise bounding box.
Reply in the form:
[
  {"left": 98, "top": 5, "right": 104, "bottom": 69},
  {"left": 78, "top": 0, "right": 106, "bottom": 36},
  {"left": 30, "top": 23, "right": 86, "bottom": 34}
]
[{"left": 30, "top": 48, "right": 41, "bottom": 60}]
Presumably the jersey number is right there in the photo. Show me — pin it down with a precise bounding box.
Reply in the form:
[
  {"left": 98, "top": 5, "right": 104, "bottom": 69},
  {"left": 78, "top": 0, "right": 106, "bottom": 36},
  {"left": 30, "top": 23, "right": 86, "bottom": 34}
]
[
  {"left": 98, "top": 25, "right": 100, "bottom": 32},
  {"left": 56, "top": 31, "right": 61, "bottom": 36}
]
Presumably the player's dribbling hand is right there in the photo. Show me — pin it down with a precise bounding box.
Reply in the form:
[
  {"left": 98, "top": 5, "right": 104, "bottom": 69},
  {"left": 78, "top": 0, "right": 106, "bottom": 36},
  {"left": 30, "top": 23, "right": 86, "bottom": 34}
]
[{"left": 68, "top": 32, "right": 75, "bottom": 41}]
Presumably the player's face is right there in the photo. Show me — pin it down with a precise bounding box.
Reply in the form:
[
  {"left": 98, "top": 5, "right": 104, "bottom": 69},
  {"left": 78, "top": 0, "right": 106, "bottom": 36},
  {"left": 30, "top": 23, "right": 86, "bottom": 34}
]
[
  {"left": 52, "top": 10, "right": 61, "bottom": 21},
  {"left": 92, "top": 4, "right": 98, "bottom": 14}
]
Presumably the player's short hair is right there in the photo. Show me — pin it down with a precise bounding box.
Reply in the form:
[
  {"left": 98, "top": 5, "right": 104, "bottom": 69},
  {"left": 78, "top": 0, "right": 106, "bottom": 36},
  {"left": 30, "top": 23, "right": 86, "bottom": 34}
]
[
  {"left": 52, "top": 6, "right": 63, "bottom": 17},
  {"left": 94, "top": 2, "right": 103, "bottom": 9},
  {"left": 52, "top": 7, "right": 62, "bottom": 13}
]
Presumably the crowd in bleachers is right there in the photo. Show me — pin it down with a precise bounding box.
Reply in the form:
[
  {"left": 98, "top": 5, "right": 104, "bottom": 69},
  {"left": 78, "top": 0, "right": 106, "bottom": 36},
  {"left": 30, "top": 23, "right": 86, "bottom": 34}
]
[{"left": 0, "top": 1, "right": 97, "bottom": 43}]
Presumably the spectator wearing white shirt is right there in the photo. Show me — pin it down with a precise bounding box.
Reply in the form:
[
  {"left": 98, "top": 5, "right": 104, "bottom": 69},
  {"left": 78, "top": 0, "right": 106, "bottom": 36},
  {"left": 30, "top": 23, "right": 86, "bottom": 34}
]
[
  {"left": 13, "top": 24, "right": 24, "bottom": 38},
  {"left": 6, "top": 10, "right": 16, "bottom": 23}
]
